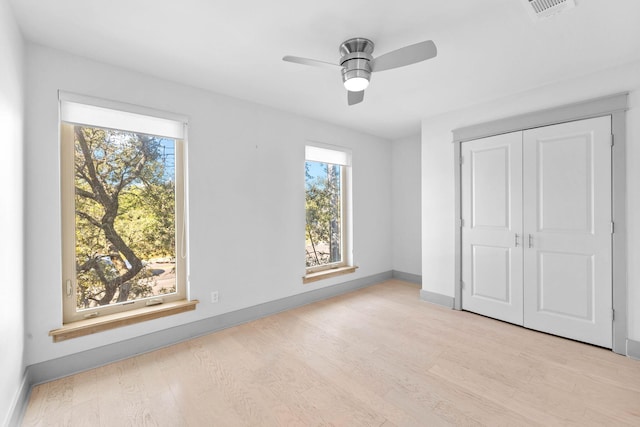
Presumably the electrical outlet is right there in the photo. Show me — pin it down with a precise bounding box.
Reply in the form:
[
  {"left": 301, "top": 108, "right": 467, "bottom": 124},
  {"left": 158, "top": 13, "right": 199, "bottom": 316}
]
[{"left": 211, "top": 291, "right": 219, "bottom": 303}]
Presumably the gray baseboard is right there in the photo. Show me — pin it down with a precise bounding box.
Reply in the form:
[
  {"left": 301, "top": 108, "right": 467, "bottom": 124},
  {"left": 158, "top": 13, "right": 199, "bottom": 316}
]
[
  {"left": 5, "top": 370, "right": 31, "bottom": 427},
  {"left": 391, "top": 270, "right": 421, "bottom": 285},
  {"left": 627, "top": 339, "right": 640, "bottom": 360},
  {"left": 420, "top": 289, "right": 455, "bottom": 309},
  {"left": 27, "top": 270, "right": 393, "bottom": 386}
]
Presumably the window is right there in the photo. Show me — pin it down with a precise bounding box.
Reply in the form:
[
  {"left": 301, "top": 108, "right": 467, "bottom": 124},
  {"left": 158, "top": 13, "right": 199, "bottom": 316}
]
[
  {"left": 60, "top": 94, "right": 188, "bottom": 324},
  {"left": 304, "top": 144, "right": 355, "bottom": 282}
]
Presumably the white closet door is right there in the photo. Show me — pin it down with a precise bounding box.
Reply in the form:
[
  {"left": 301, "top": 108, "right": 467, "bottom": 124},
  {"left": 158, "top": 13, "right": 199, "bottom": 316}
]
[
  {"left": 462, "top": 132, "right": 524, "bottom": 325},
  {"left": 522, "top": 116, "right": 612, "bottom": 348}
]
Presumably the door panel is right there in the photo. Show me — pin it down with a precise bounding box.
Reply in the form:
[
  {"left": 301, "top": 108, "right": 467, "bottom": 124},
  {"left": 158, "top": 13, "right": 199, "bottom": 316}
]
[
  {"left": 462, "top": 132, "right": 523, "bottom": 325},
  {"left": 537, "top": 251, "right": 593, "bottom": 320},
  {"left": 471, "top": 245, "right": 512, "bottom": 302},
  {"left": 536, "top": 132, "right": 593, "bottom": 233},
  {"left": 471, "top": 146, "right": 510, "bottom": 229},
  {"left": 523, "top": 116, "right": 612, "bottom": 348}
]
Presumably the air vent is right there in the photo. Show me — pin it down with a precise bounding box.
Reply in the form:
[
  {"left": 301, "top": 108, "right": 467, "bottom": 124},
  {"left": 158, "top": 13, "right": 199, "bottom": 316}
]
[{"left": 523, "top": 0, "right": 576, "bottom": 21}]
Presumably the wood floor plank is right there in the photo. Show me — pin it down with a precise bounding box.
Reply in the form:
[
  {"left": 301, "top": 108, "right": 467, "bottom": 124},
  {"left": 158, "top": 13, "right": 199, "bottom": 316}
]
[
  {"left": 251, "top": 319, "right": 424, "bottom": 426},
  {"left": 22, "top": 280, "right": 640, "bottom": 426}
]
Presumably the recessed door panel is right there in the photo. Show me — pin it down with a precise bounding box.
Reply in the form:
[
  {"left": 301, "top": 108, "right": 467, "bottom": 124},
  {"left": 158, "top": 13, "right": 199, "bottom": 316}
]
[
  {"left": 537, "top": 133, "right": 593, "bottom": 233},
  {"left": 471, "top": 146, "right": 510, "bottom": 229},
  {"left": 523, "top": 116, "right": 612, "bottom": 348},
  {"left": 537, "top": 251, "right": 593, "bottom": 321},
  {"left": 462, "top": 132, "right": 523, "bottom": 325},
  {"left": 471, "top": 245, "right": 511, "bottom": 303}
]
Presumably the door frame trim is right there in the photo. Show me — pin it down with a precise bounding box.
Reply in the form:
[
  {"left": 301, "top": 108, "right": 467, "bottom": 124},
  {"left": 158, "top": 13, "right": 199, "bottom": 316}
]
[{"left": 452, "top": 92, "right": 628, "bottom": 355}]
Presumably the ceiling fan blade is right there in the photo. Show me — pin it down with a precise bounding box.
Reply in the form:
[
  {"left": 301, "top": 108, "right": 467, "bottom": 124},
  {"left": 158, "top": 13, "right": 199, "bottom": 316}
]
[
  {"left": 371, "top": 40, "right": 437, "bottom": 72},
  {"left": 282, "top": 55, "right": 343, "bottom": 70},
  {"left": 348, "top": 90, "right": 364, "bottom": 106}
]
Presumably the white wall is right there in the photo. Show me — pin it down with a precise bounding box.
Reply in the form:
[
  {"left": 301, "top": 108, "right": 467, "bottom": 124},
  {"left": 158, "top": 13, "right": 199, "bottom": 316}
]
[
  {"left": 626, "top": 89, "right": 640, "bottom": 341},
  {"left": 0, "top": 0, "right": 25, "bottom": 424},
  {"left": 24, "top": 44, "right": 392, "bottom": 365},
  {"left": 421, "top": 60, "right": 640, "bottom": 341},
  {"left": 391, "top": 135, "right": 421, "bottom": 276}
]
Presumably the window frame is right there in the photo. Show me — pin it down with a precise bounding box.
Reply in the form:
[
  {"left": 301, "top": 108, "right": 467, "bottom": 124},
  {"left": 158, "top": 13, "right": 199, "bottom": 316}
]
[
  {"left": 59, "top": 95, "right": 189, "bottom": 325},
  {"left": 304, "top": 144, "right": 353, "bottom": 278}
]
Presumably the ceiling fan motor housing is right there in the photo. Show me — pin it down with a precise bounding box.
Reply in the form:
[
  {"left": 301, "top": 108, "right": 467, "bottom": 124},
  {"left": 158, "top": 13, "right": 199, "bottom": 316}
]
[{"left": 340, "top": 38, "right": 374, "bottom": 88}]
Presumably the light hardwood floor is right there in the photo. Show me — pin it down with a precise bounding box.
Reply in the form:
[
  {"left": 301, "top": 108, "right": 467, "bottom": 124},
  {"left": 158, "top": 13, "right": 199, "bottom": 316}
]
[{"left": 22, "top": 280, "right": 640, "bottom": 426}]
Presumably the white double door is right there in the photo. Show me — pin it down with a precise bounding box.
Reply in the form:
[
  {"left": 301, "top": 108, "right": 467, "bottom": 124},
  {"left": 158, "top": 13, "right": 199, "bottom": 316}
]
[{"left": 461, "top": 116, "right": 612, "bottom": 348}]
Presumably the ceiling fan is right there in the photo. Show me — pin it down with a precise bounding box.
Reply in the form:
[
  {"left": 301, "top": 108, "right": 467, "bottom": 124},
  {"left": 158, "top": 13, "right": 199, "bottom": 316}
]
[{"left": 283, "top": 37, "right": 437, "bottom": 106}]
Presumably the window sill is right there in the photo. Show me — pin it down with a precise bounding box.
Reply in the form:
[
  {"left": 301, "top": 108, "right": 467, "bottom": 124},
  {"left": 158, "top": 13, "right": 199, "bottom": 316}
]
[
  {"left": 303, "top": 265, "right": 358, "bottom": 284},
  {"left": 49, "top": 299, "right": 199, "bottom": 343}
]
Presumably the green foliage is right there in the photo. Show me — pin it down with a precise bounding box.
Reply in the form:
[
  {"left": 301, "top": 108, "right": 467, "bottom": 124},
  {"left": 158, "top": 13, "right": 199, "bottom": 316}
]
[
  {"left": 73, "top": 126, "right": 176, "bottom": 308},
  {"left": 117, "top": 182, "right": 176, "bottom": 259},
  {"left": 305, "top": 162, "right": 342, "bottom": 267}
]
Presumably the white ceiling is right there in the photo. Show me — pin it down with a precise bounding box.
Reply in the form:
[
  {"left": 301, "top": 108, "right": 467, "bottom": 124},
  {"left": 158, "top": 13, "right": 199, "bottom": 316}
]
[{"left": 9, "top": 0, "right": 640, "bottom": 139}]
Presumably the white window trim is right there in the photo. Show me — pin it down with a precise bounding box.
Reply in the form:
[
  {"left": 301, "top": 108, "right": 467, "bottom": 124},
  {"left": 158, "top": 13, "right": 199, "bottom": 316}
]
[{"left": 59, "top": 95, "right": 190, "bottom": 325}]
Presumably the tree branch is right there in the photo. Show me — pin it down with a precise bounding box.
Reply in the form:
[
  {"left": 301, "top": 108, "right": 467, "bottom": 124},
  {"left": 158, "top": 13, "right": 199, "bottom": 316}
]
[
  {"left": 76, "top": 257, "right": 110, "bottom": 285},
  {"left": 75, "top": 187, "right": 97, "bottom": 201},
  {"left": 75, "top": 210, "right": 102, "bottom": 228},
  {"left": 75, "top": 128, "right": 113, "bottom": 207}
]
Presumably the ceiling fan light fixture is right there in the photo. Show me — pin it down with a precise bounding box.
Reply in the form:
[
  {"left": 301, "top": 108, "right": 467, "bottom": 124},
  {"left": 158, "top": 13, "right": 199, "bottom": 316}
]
[
  {"left": 341, "top": 57, "right": 371, "bottom": 92},
  {"left": 282, "top": 36, "right": 437, "bottom": 106},
  {"left": 344, "top": 76, "right": 369, "bottom": 92}
]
